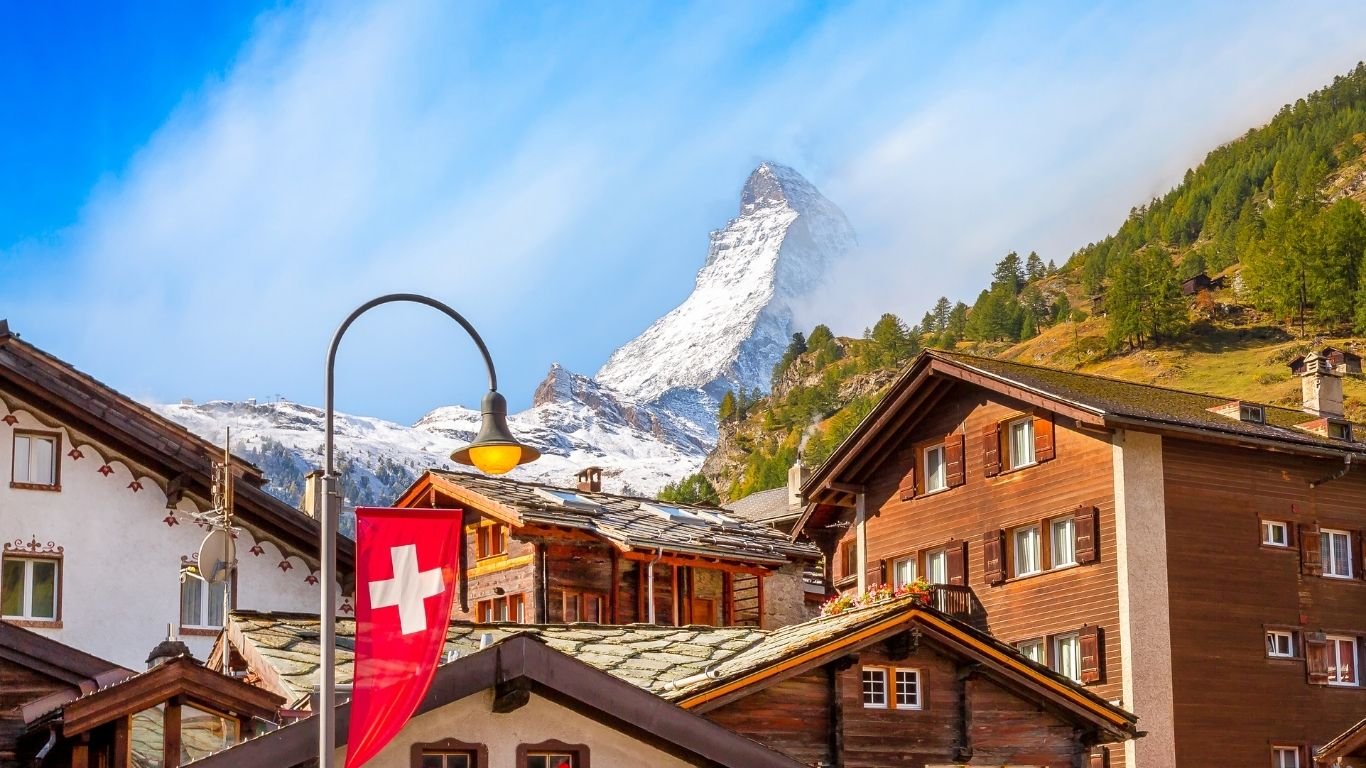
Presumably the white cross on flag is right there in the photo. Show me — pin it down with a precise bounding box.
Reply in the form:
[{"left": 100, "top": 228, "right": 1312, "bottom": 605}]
[{"left": 345, "top": 506, "right": 463, "bottom": 768}]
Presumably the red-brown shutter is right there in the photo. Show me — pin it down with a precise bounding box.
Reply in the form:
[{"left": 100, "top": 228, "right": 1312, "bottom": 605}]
[
  {"left": 947, "top": 539, "right": 968, "bottom": 585},
  {"left": 945, "top": 433, "right": 966, "bottom": 488},
  {"left": 1355, "top": 530, "right": 1365, "bottom": 581},
  {"left": 879, "top": 558, "right": 889, "bottom": 587},
  {"left": 1300, "top": 524, "right": 1323, "bottom": 576},
  {"left": 1075, "top": 505, "right": 1099, "bottom": 564},
  {"left": 1034, "top": 414, "right": 1056, "bottom": 462},
  {"left": 983, "top": 423, "right": 1002, "bottom": 477},
  {"left": 898, "top": 460, "right": 917, "bottom": 502},
  {"left": 982, "top": 529, "right": 1006, "bottom": 585},
  {"left": 1088, "top": 748, "right": 1110, "bottom": 768},
  {"left": 1305, "top": 632, "right": 1330, "bottom": 685},
  {"left": 1079, "top": 625, "right": 1103, "bottom": 684},
  {"left": 866, "top": 562, "right": 882, "bottom": 588}
]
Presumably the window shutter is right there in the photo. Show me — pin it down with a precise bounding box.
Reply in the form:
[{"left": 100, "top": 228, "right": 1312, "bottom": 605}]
[
  {"left": 866, "top": 562, "right": 883, "bottom": 588},
  {"left": 1305, "top": 632, "right": 1330, "bottom": 685},
  {"left": 1355, "top": 530, "right": 1365, "bottom": 581},
  {"left": 1088, "top": 748, "right": 1110, "bottom": 768},
  {"left": 1300, "top": 525, "right": 1323, "bottom": 576},
  {"left": 1074, "top": 505, "right": 1099, "bottom": 564},
  {"left": 1079, "top": 624, "right": 1103, "bottom": 684},
  {"left": 982, "top": 529, "right": 1005, "bottom": 585},
  {"left": 898, "top": 460, "right": 917, "bottom": 502},
  {"left": 1033, "top": 414, "right": 1056, "bottom": 462},
  {"left": 879, "top": 558, "right": 889, "bottom": 587},
  {"left": 945, "top": 433, "right": 966, "bottom": 488},
  {"left": 947, "top": 539, "right": 967, "bottom": 585},
  {"left": 983, "top": 423, "right": 1002, "bottom": 477}
]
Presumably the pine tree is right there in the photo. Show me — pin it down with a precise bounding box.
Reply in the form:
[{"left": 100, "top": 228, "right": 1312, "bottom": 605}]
[
  {"left": 718, "top": 390, "right": 736, "bottom": 422},
  {"left": 1047, "top": 259, "right": 1057, "bottom": 274},
  {"left": 992, "top": 251, "right": 1026, "bottom": 296},
  {"left": 1025, "top": 251, "right": 1046, "bottom": 282},
  {"left": 736, "top": 388, "right": 749, "bottom": 420},
  {"left": 1106, "top": 246, "right": 1186, "bottom": 349},
  {"left": 932, "top": 296, "right": 952, "bottom": 331},
  {"left": 870, "top": 313, "right": 912, "bottom": 365},
  {"left": 771, "top": 332, "right": 808, "bottom": 387}
]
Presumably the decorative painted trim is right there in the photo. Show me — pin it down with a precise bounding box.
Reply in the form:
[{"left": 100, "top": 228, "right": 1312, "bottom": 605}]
[
  {"left": 250, "top": 544, "right": 264, "bottom": 556},
  {"left": 278, "top": 560, "right": 293, "bottom": 573},
  {"left": 68, "top": 447, "right": 84, "bottom": 460},
  {"left": 304, "top": 574, "right": 319, "bottom": 586},
  {"left": 163, "top": 515, "right": 180, "bottom": 527},
  {"left": 2, "top": 414, "right": 16, "bottom": 426},
  {"left": 98, "top": 464, "right": 114, "bottom": 477},
  {"left": 4, "top": 536, "right": 64, "bottom": 555},
  {"left": 340, "top": 599, "right": 354, "bottom": 614},
  {"left": 128, "top": 480, "right": 143, "bottom": 493}
]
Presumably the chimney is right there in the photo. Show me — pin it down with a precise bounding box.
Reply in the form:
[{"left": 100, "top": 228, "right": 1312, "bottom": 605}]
[
  {"left": 576, "top": 467, "right": 602, "bottom": 493},
  {"left": 1300, "top": 351, "right": 1345, "bottom": 418},
  {"left": 788, "top": 460, "right": 809, "bottom": 509},
  {"left": 146, "top": 624, "right": 194, "bottom": 669},
  {"left": 302, "top": 470, "right": 325, "bottom": 519}
]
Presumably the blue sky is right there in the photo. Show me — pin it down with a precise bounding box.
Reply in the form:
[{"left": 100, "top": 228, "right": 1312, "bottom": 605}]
[{"left": 3, "top": 1, "right": 1366, "bottom": 423}]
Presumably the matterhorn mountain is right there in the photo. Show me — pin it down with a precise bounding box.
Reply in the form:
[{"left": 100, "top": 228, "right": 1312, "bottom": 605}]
[{"left": 153, "top": 163, "right": 854, "bottom": 509}]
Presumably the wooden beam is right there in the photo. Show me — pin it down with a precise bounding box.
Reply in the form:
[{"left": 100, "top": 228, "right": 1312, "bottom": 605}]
[
  {"left": 926, "top": 358, "right": 1106, "bottom": 427},
  {"left": 619, "top": 551, "right": 773, "bottom": 574},
  {"left": 164, "top": 696, "right": 183, "bottom": 768},
  {"left": 609, "top": 549, "right": 620, "bottom": 624},
  {"left": 72, "top": 734, "right": 90, "bottom": 768},
  {"left": 827, "top": 481, "right": 865, "bottom": 494}
]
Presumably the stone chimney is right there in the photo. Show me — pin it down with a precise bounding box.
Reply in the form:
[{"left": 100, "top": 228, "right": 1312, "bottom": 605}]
[
  {"left": 576, "top": 467, "right": 602, "bottom": 493},
  {"left": 301, "top": 469, "right": 325, "bottom": 519},
  {"left": 1300, "top": 351, "right": 1345, "bottom": 418},
  {"left": 146, "top": 625, "right": 194, "bottom": 669},
  {"left": 788, "top": 460, "right": 809, "bottom": 509}
]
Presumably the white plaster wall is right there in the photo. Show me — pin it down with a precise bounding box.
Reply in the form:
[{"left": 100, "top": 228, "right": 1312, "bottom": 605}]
[
  {"left": 0, "top": 397, "right": 334, "bottom": 669},
  {"left": 1112, "top": 429, "right": 1177, "bottom": 768},
  {"left": 348, "top": 690, "right": 695, "bottom": 768}
]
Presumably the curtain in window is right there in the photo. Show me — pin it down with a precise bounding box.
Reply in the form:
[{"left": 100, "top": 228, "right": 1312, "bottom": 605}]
[
  {"left": 182, "top": 577, "right": 203, "bottom": 627},
  {"left": 926, "top": 551, "right": 947, "bottom": 584},
  {"left": 1, "top": 559, "right": 25, "bottom": 616},
  {"left": 1014, "top": 527, "right": 1040, "bottom": 575},
  {"left": 1322, "top": 532, "right": 1351, "bottom": 576},
  {"left": 1010, "top": 420, "right": 1035, "bottom": 467},
  {"left": 1056, "top": 635, "right": 1080, "bottom": 681},
  {"left": 1052, "top": 519, "right": 1076, "bottom": 566},
  {"left": 893, "top": 558, "right": 916, "bottom": 588},
  {"left": 29, "top": 561, "right": 56, "bottom": 619}
]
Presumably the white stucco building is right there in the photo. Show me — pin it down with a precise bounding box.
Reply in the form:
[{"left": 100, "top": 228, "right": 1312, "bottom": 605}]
[{"left": 0, "top": 320, "right": 350, "bottom": 668}]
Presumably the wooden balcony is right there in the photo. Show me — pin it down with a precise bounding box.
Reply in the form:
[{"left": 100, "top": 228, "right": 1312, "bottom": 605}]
[{"left": 929, "top": 584, "right": 988, "bottom": 631}]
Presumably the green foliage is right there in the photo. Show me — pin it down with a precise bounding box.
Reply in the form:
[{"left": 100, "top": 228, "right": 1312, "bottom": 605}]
[
  {"left": 658, "top": 472, "right": 720, "bottom": 505},
  {"left": 870, "top": 313, "right": 916, "bottom": 366},
  {"left": 932, "top": 297, "right": 952, "bottom": 333},
  {"left": 992, "top": 251, "right": 1026, "bottom": 296},
  {"left": 1025, "top": 251, "right": 1046, "bottom": 282},
  {"left": 1105, "top": 246, "right": 1187, "bottom": 349},
  {"left": 1050, "top": 294, "right": 1073, "bottom": 324},
  {"left": 772, "top": 332, "right": 808, "bottom": 388},
  {"left": 718, "top": 390, "right": 737, "bottom": 422}
]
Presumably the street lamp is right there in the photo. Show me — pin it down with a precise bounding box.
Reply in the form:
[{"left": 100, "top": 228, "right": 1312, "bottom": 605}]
[{"left": 318, "top": 293, "right": 537, "bottom": 768}]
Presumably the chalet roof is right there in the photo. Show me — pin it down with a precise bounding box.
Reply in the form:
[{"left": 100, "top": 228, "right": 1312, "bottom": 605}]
[
  {"left": 408, "top": 470, "right": 818, "bottom": 566},
  {"left": 1319, "top": 715, "right": 1366, "bottom": 761},
  {"left": 0, "top": 321, "right": 352, "bottom": 574},
  {"left": 220, "top": 598, "right": 1137, "bottom": 741},
  {"left": 189, "top": 633, "right": 805, "bottom": 768},
  {"left": 725, "top": 487, "right": 798, "bottom": 525},
  {"left": 0, "top": 620, "right": 133, "bottom": 723}
]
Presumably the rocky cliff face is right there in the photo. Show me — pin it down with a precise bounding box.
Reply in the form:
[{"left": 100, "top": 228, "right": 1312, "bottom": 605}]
[{"left": 155, "top": 163, "right": 855, "bottom": 502}]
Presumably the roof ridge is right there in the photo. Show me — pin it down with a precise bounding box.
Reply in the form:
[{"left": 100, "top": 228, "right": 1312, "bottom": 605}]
[{"left": 435, "top": 468, "right": 726, "bottom": 511}]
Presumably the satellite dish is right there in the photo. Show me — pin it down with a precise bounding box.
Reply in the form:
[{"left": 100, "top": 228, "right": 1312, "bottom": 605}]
[{"left": 197, "top": 529, "right": 236, "bottom": 584}]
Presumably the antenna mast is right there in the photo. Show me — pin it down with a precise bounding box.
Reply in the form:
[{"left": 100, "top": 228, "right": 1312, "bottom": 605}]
[{"left": 210, "top": 428, "right": 236, "bottom": 675}]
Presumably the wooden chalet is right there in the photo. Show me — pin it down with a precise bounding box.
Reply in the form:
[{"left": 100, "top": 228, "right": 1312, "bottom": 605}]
[
  {"left": 209, "top": 596, "right": 1137, "bottom": 767},
  {"left": 1321, "top": 716, "right": 1366, "bottom": 766},
  {"left": 1178, "top": 272, "right": 1226, "bottom": 296},
  {"left": 0, "top": 320, "right": 354, "bottom": 668},
  {"left": 392, "top": 469, "right": 819, "bottom": 630},
  {"left": 797, "top": 349, "right": 1366, "bottom": 767},
  {"left": 1289, "top": 346, "right": 1364, "bottom": 376}
]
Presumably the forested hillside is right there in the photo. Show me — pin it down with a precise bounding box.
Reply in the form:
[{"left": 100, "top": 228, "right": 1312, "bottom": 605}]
[{"left": 672, "top": 62, "right": 1366, "bottom": 505}]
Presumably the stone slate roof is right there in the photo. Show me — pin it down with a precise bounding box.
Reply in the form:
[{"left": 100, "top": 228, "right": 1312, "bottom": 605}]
[
  {"left": 430, "top": 470, "right": 818, "bottom": 566},
  {"left": 934, "top": 350, "right": 1365, "bottom": 455},
  {"left": 725, "top": 487, "right": 797, "bottom": 525}
]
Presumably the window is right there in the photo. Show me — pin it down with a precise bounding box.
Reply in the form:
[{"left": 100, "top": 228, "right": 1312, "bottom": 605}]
[
  {"left": 1240, "top": 404, "right": 1265, "bottom": 423},
  {"left": 1017, "top": 639, "right": 1044, "bottom": 664},
  {"left": 839, "top": 539, "right": 857, "bottom": 579},
  {"left": 12, "top": 431, "right": 59, "bottom": 488},
  {"left": 923, "top": 444, "right": 947, "bottom": 493},
  {"left": 561, "top": 590, "right": 605, "bottom": 623},
  {"left": 861, "top": 667, "right": 887, "bottom": 708},
  {"left": 420, "top": 753, "right": 474, "bottom": 768},
  {"left": 180, "top": 573, "right": 227, "bottom": 629},
  {"left": 1007, "top": 418, "right": 1035, "bottom": 469},
  {"left": 1266, "top": 630, "right": 1295, "bottom": 658},
  {"left": 891, "top": 556, "right": 917, "bottom": 589},
  {"left": 925, "top": 549, "right": 948, "bottom": 585},
  {"left": 517, "top": 743, "right": 585, "bottom": 768},
  {"left": 524, "top": 755, "right": 575, "bottom": 768},
  {"left": 1328, "top": 419, "right": 1354, "bottom": 441},
  {"left": 1262, "top": 520, "right": 1289, "bottom": 547},
  {"left": 1013, "top": 526, "right": 1041, "bottom": 577},
  {"left": 476, "top": 594, "right": 525, "bottom": 624},
  {"left": 1053, "top": 633, "right": 1081, "bottom": 682},
  {"left": 1272, "top": 746, "right": 1300, "bottom": 768},
  {"left": 1, "top": 555, "right": 59, "bottom": 621},
  {"left": 1327, "top": 635, "right": 1359, "bottom": 686},
  {"left": 1321, "top": 529, "right": 1353, "bottom": 578},
  {"left": 180, "top": 703, "right": 241, "bottom": 763},
  {"left": 893, "top": 669, "right": 921, "bottom": 709},
  {"left": 476, "top": 523, "right": 508, "bottom": 560},
  {"left": 1051, "top": 518, "right": 1077, "bottom": 567}
]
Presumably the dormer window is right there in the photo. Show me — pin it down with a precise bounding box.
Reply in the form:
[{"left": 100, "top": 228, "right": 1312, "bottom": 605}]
[
  {"left": 1240, "top": 404, "right": 1265, "bottom": 424},
  {"left": 1328, "top": 419, "right": 1353, "bottom": 441}
]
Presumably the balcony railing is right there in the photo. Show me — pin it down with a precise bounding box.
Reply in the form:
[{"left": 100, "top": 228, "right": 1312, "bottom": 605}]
[{"left": 929, "top": 584, "right": 988, "bottom": 630}]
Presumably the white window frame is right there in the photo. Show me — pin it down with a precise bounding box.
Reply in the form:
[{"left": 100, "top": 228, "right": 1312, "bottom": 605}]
[
  {"left": 1013, "top": 525, "right": 1041, "bottom": 577},
  {"left": 1007, "top": 418, "right": 1036, "bottom": 470},
  {"left": 12, "top": 432, "right": 58, "bottom": 487},
  {"left": 861, "top": 667, "right": 888, "bottom": 708},
  {"left": 893, "top": 668, "right": 922, "bottom": 709},
  {"left": 1051, "top": 518, "right": 1077, "bottom": 568},
  {"left": 1261, "top": 520, "right": 1289, "bottom": 548},
  {"left": 923, "top": 443, "right": 947, "bottom": 493},
  {"left": 925, "top": 548, "right": 948, "bottom": 585},
  {"left": 1321, "top": 528, "right": 1354, "bottom": 578},
  {"left": 180, "top": 572, "right": 227, "bottom": 630},
  {"left": 1327, "top": 634, "right": 1359, "bottom": 686},
  {"left": 892, "top": 556, "right": 917, "bottom": 589},
  {"left": 1271, "top": 746, "right": 1300, "bottom": 768},
  {"left": 1053, "top": 633, "right": 1081, "bottom": 683},
  {"left": 1017, "top": 639, "right": 1045, "bottom": 664},
  {"left": 1, "top": 555, "right": 60, "bottom": 621},
  {"left": 1265, "top": 630, "right": 1295, "bottom": 658}
]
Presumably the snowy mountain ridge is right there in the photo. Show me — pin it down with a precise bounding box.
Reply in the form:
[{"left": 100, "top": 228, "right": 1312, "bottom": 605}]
[{"left": 154, "top": 163, "right": 854, "bottom": 502}]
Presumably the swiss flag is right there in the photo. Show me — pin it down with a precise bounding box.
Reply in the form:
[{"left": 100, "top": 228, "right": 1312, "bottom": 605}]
[{"left": 345, "top": 506, "right": 463, "bottom": 768}]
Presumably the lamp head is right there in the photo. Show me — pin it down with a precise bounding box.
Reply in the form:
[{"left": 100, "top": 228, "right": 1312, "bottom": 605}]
[{"left": 451, "top": 390, "right": 540, "bottom": 475}]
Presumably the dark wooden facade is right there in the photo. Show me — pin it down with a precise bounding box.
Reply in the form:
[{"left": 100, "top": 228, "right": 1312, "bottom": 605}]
[{"left": 799, "top": 349, "right": 1366, "bottom": 767}]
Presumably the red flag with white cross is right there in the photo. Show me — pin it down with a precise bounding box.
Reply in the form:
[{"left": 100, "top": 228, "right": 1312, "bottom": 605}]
[{"left": 345, "top": 506, "right": 463, "bottom": 768}]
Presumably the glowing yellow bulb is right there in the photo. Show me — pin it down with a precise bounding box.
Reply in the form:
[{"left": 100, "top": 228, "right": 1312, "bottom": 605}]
[{"left": 468, "top": 444, "right": 523, "bottom": 475}]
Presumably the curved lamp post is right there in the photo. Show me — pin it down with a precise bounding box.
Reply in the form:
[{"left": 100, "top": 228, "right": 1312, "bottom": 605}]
[{"left": 319, "top": 293, "right": 538, "bottom": 768}]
